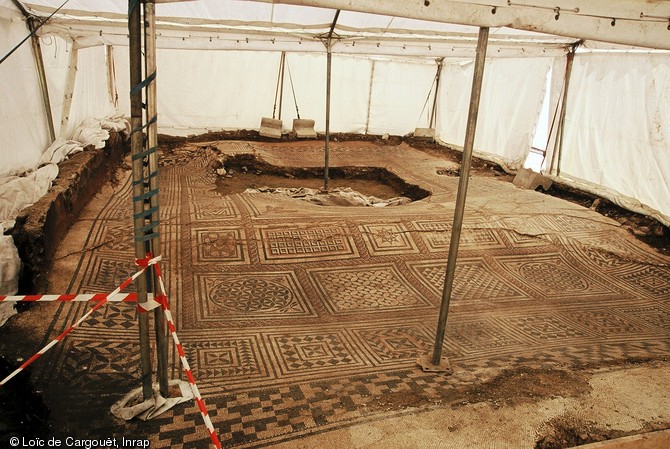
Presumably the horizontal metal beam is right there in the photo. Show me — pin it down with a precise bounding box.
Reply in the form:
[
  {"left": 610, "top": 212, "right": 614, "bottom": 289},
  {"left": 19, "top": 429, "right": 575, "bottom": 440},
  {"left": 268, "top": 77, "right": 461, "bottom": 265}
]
[{"left": 249, "top": 0, "right": 670, "bottom": 50}]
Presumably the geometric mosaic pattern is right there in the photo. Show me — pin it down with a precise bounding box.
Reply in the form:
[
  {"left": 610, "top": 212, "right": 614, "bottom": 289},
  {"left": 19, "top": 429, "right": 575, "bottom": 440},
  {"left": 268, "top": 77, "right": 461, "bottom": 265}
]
[
  {"left": 39, "top": 141, "right": 670, "bottom": 448},
  {"left": 257, "top": 224, "right": 359, "bottom": 263},
  {"left": 308, "top": 264, "right": 433, "bottom": 314},
  {"left": 412, "top": 220, "right": 507, "bottom": 252},
  {"left": 495, "top": 252, "right": 624, "bottom": 300},
  {"left": 268, "top": 330, "right": 365, "bottom": 376},
  {"left": 359, "top": 223, "right": 419, "bottom": 256},
  {"left": 195, "top": 271, "right": 315, "bottom": 321},
  {"left": 408, "top": 259, "right": 530, "bottom": 303},
  {"left": 192, "top": 227, "right": 248, "bottom": 264}
]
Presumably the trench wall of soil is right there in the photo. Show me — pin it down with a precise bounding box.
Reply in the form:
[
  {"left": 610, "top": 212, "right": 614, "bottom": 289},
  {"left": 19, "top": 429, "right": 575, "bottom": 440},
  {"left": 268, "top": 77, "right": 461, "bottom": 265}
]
[{"left": 11, "top": 132, "right": 129, "bottom": 294}]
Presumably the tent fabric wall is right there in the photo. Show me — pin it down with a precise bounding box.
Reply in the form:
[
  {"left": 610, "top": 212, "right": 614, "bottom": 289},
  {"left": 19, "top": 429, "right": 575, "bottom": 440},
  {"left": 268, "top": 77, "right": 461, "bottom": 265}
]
[
  {"left": 0, "top": 1, "right": 50, "bottom": 177},
  {"left": 559, "top": 52, "right": 670, "bottom": 219},
  {"left": 438, "top": 56, "right": 554, "bottom": 169},
  {"left": 367, "top": 58, "right": 435, "bottom": 136},
  {"left": 152, "top": 49, "right": 281, "bottom": 134},
  {"left": 40, "top": 34, "right": 70, "bottom": 138},
  {"left": 280, "top": 53, "right": 372, "bottom": 134},
  {"left": 64, "top": 45, "right": 114, "bottom": 138},
  {"left": 113, "top": 49, "right": 375, "bottom": 136}
]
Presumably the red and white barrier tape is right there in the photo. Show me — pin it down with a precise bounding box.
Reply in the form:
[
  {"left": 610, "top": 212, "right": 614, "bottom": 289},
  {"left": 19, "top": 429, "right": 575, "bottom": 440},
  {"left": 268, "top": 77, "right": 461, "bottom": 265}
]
[
  {"left": 153, "top": 261, "right": 222, "bottom": 449},
  {"left": 1, "top": 292, "right": 141, "bottom": 303},
  {"left": 0, "top": 255, "right": 162, "bottom": 387}
]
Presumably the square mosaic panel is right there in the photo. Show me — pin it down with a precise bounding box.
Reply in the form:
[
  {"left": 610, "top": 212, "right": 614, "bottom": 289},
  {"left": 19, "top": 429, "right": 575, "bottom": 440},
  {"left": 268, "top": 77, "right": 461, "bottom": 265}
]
[
  {"left": 308, "top": 263, "right": 433, "bottom": 315},
  {"left": 444, "top": 318, "right": 522, "bottom": 355},
  {"left": 81, "top": 255, "right": 138, "bottom": 294},
  {"left": 98, "top": 222, "right": 134, "bottom": 252},
  {"left": 407, "top": 259, "right": 530, "bottom": 303},
  {"left": 540, "top": 214, "right": 605, "bottom": 233},
  {"left": 194, "top": 271, "right": 316, "bottom": 321},
  {"left": 412, "top": 220, "right": 506, "bottom": 252},
  {"left": 352, "top": 325, "right": 431, "bottom": 365},
  {"left": 267, "top": 330, "right": 366, "bottom": 376},
  {"left": 618, "top": 305, "right": 670, "bottom": 332},
  {"left": 359, "top": 223, "right": 419, "bottom": 256},
  {"left": 83, "top": 302, "right": 138, "bottom": 330},
  {"left": 190, "top": 197, "right": 239, "bottom": 221},
  {"left": 50, "top": 339, "right": 140, "bottom": 389},
  {"left": 502, "top": 315, "right": 590, "bottom": 342},
  {"left": 494, "top": 253, "right": 623, "bottom": 300},
  {"left": 192, "top": 227, "right": 248, "bottom": 264},
  {"left": 620, "top": 265, "right": 670, "bottom": 297},
  {"left": 182, "top": 336, "right": 273, "bottom": 391},
  {"left": 568, "top": 310, "right": 646, "bottom": 335},
  {"left": 256, "top": 224, "right": 358, "bottom": 263}
]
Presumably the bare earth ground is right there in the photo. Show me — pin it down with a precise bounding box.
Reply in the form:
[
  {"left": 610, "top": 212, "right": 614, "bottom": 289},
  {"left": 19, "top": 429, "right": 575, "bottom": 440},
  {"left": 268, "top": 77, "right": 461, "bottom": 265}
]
[{"left": 1, "top": 138, "right": 669, "bottom": 449}]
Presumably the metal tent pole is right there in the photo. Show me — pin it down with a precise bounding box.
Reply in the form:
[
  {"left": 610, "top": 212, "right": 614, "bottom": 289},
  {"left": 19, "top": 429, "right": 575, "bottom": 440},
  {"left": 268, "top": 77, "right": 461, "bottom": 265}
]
[
  {"left": 553, "top": 45, "right": 577, "bottom": 177},
  {"left": 59, "top": 47, "right": 78, "bottom": 138},
  {"left": 128, "top": 0, "right": 153, "bottom": 400},
  {"left": 278, "top": 51, "right": 286, "bottom": 121},
  {"left": 324, "top": 46, "right": 332, "bottom": 191},
  {"left": 419, "top": 27, "right": 489, "bottom": 372},
  {"left": 143, "top": 0, "right": 169, "bottom": 398},
  {"left": 364, "top": 60, "right": 375, "bottom": 135},
  {"left": 429, "top": 58, "right": 444, "bottom": 130},
  {"left": 27, "top": 17, "right": 55, "bottom": 142},
  {"left": 323, "top": 9, "right": 340, "bottom": 191}
]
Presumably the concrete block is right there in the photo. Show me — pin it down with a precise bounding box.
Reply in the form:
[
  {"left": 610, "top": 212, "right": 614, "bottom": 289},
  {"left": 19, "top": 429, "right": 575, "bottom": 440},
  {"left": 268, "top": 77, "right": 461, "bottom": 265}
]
[
  {"left": 414, "top": 127, "right": 435, "bottom": 142},
  {"left": 293, "top": 119, "right": 317, "bottom": 139},
  {"left": 259, "top": 117, "right": 282, "bottom": 139}
]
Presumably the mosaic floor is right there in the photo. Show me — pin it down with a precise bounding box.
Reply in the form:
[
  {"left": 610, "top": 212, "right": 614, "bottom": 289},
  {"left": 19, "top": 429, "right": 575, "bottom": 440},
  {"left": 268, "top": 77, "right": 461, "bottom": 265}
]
[{"left": 37, "top": 140, "right": 670, "bottom": 448}]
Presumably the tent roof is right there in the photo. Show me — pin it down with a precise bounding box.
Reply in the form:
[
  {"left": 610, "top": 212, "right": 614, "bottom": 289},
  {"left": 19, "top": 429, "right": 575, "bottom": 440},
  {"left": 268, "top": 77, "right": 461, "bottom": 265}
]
[{"left": 9, "top": 0, "right": 670, "bottom": 56}]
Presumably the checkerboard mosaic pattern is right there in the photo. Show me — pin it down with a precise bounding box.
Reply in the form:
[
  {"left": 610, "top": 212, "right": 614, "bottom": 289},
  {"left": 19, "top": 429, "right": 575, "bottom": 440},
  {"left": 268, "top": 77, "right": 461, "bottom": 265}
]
[{"left": 38, "top": 140, "right": 670, "bottom": 448}]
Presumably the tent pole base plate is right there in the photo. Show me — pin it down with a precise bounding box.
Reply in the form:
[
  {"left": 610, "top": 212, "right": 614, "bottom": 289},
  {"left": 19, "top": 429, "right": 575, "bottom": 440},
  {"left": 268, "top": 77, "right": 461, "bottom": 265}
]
[{"left": 417, "top": 354, "right": 452, "bottom": 373}]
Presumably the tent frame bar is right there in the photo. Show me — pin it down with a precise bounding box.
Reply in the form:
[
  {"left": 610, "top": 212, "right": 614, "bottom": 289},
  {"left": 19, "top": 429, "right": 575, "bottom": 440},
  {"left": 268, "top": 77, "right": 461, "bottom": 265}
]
[
  {"left": 144, "top": 0, "right": 170, "bottom": 399},
  {"left": 552, "top": 43, "right": 578, "bottom": 177},
  {"left": 420, "top": 26, "right": 490, "bottom": 372},
  {"left": 323, "top": 9, "right": 340, "bottom": 191},
  {"left": 10, "top": 0, "right": 56, "bottom": 142}
]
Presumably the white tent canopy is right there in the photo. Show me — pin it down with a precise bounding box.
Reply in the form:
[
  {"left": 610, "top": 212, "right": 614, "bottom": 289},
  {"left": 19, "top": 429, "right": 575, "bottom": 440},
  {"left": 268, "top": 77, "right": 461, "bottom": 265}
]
[{"left": 0, "top": 0, "right": 669, "bottom": 224}]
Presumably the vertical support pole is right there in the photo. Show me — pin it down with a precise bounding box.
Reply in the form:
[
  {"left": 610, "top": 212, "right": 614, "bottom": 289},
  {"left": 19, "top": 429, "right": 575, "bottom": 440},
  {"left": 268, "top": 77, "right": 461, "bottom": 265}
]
[
  {"left": 106, "top": 45, "right": 119, "bottom": 108},
  {"left": 278, "top": 51, "right": 286, "bottom": 121},
  {"left": 323, "top": 9, "right": 339, "bottom": 192},
  {"left": 28, "top": 18, "right": 55, "bottom": 143},
  {"left": 60, "top": 47, "right": 78, "bottom": 138},
  {"left": 429, "top": 58, "right": 443, "bottom": 130},
  {"left": 420, "top": 27, "right": 489, "bottom": 372},
  {"left": 144, "top": 0, "right": 169, "bottom": 398},
  {"left": 552, "top": 47, "right": 576, "bottom": 177},
  {"left": 324, "top": 43, "right": 332, "bottom": 191},
  {"left": 128, "top": 0, "right": 153, "bottom": 401},
  {"left": 365, "top": 60, "right": 375, "bottom": 135}
]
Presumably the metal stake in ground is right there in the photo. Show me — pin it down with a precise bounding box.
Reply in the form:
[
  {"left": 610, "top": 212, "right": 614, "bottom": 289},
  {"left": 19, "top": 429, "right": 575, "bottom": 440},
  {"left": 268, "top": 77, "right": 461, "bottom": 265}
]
[{"left": 419, "top": 27, "right": 490, "bottom": 373}]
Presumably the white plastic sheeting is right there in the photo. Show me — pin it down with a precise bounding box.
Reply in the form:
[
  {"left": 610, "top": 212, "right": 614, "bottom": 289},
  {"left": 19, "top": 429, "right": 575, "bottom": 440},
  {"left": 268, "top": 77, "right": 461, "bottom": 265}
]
[
  {"left": 559, "top": 52, "right": 670, "bottom": 221},
  {"left": 0, "top": 235, "right": 19, "bottom": 325},
  {"left": 0, "top": 114, "right": 128, "bottom": 326}
]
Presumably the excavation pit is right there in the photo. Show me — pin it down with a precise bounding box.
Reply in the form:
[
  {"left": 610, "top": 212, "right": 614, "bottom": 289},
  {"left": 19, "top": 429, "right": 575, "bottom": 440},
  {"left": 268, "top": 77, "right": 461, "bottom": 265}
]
[{"left": 212, "top": 153, "right": 431, "bottom": 205}]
